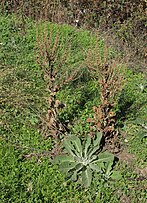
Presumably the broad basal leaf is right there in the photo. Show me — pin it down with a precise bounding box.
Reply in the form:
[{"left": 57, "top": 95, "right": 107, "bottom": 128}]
[
  {"left": 89, "top": 155, "right": 98, "bottom": 163},
  {"left": 88, "top": 144, "right": 100, "bottom": 158},
  {"left": 69, "top": 135, "right": 82, "bottom": 157},
  {"left": 81, "top": 167, "right": 92, "bottom": 188},
  {"left": 91, "top": 161, "right": 104, "bottom": 169},
  {"left": 53, "top": 155, "right": 75, "bottom": 164},
  {"left": 89, "top": 163, "right": 102, "bottom": 172},
  {"left": 87, "top": 133, "right": 102, "bottom": 158},
  {"left": 75, "top": 163, "right": 83, "bottom": 172},
  {"left": 105, "top": 161, "right": 113, "bottom": 176},
  {"left": 97, "top": 151, "right": 114, "bottom": 163},
  {"left": 59, "top": 161, "right": 77, "bottom": 173},
  {"left": 71, "top": 171, "right": 78, "bottom": 181},
  {"left": 84, "top": 136, "right": 91, "bottom": 158},
  {"left": 93, "top": 132, "right": 102, "bottom": 147},
  {"left": 64, "top": 139, "right": 77, "bottom": 157}
]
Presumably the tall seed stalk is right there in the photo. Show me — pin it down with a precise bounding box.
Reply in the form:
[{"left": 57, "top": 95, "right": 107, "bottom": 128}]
[
  {"left": 36, "top": 17, "right": 81, "bottom": 142},
  {"left": 86, "top": 42, "right": 125, "bottom": 151}
]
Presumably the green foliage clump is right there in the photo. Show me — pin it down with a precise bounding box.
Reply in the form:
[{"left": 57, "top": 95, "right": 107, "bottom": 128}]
[
  {"left": 117, "top": 70, "right": 147, "bottom": 120},
  {"left": 54, "top": 133, "right": 121, "bottom": 188},
  {"left": 0, "top": 140, "right": 92, "bottom": 203}
]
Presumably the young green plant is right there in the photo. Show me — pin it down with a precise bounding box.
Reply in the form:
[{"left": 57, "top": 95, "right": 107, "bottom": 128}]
[{"left": 54, "top": 132, "right": 115, "bottom": 187}]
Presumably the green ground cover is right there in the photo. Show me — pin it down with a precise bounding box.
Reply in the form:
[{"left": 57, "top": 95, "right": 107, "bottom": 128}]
[{"left": 0, "top": 13, "right": 147, "bottom": 203}]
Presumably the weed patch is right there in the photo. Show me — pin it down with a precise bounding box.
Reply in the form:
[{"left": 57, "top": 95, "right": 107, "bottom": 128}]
[{"left": 0, "top": 11, "right": 146, "bottom": 202}]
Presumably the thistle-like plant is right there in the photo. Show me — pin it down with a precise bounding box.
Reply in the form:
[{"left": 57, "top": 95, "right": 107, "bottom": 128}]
[{"left": 53, "top": 132, "right": 114, "bottom": 187}]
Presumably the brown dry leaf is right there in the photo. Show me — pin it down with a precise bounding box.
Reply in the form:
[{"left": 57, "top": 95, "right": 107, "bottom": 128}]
[{"left": 86, "top": 118, "right": 94, "bottom": 123}]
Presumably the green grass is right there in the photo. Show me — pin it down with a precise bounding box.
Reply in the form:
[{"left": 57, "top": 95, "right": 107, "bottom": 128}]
[{"left": 0, "top": 13, "right": 147, "bottom": 202}]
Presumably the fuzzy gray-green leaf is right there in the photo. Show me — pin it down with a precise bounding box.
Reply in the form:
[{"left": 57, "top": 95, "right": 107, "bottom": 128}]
[
  {"left": 81, "top": 167, "right": 92, "bottom": 188},
  {"left": 53, "top": 155, "right": 75, "bottom": 164},
  {"left": 89, "top": 163, "right": 102, "bottom": 172},
  {"left": 105, "top": 161, "right": 113, "bottom": 176},
  {"left": 69, "top": 135, "right": 83, "bottom": 157},
  {"left": 84, "top": 136, "right": 91, "bottom": 157},
  {"left": 97, "top": 151, "right": 114, "bottom": 163},
  {"left": 64, "top": 139, "right": 77, "bottom": 156},
  {"left": 88, "top": 145, "right": 100, "bottom": 159},
  {"left": 87, "top": 133, "right": 102, "bottom": 158},
  {"left": 71, "top": 171, "right": 78, "bottom": 181},
  {"left": 89, "top": 155, "right": 97, "bottom": 163},
  {"left": 59, "top": 161, "right": 78, "bottom": 173},
  {"left": 93, "top": 132, "right": 102, "bottom": 147},
  {"left": 75, "top": 163, "right": 83, "bottom": 172}
]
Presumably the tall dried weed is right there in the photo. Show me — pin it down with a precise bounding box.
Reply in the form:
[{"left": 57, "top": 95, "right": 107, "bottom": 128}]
[
  {"left": 36, "top": 18, "right": 80, "bottom": 142},
  {"left": 86, "top": 42, "right": 126, "bottom": 151}
]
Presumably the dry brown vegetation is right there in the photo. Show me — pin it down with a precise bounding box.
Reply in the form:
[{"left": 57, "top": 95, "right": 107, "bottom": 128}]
[
  {"left": 36, "top": 21, "right": 81, "bottom": 142},
  {"left": 86, "top": 43, "right": 126, "bottom": 151}
]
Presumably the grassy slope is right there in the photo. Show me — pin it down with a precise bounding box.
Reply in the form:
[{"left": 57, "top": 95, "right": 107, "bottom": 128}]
[{"left": 0, "top": 13, "right": 147, "bottom": 202}]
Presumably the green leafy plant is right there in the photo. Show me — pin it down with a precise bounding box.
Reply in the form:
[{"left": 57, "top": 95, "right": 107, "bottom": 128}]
[{"left": 54, "top": 132, "right": 115, "bottom": 187}]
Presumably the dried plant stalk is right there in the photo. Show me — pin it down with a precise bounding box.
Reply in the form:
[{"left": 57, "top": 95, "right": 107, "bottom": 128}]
[
  {"left": 36, "top": 19, "right": 80, "bottom": 140},
  {"left": 86, "top": 43, "right": 125, "bottom": 149}
]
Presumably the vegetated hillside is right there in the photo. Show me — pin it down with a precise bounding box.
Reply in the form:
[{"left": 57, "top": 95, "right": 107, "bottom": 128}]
[
  {"left": 1, "top": 0, "right": 146, "bottom": 73},
  {"left": 0, "top": 11, "right": 147, "bottom": 203}
]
